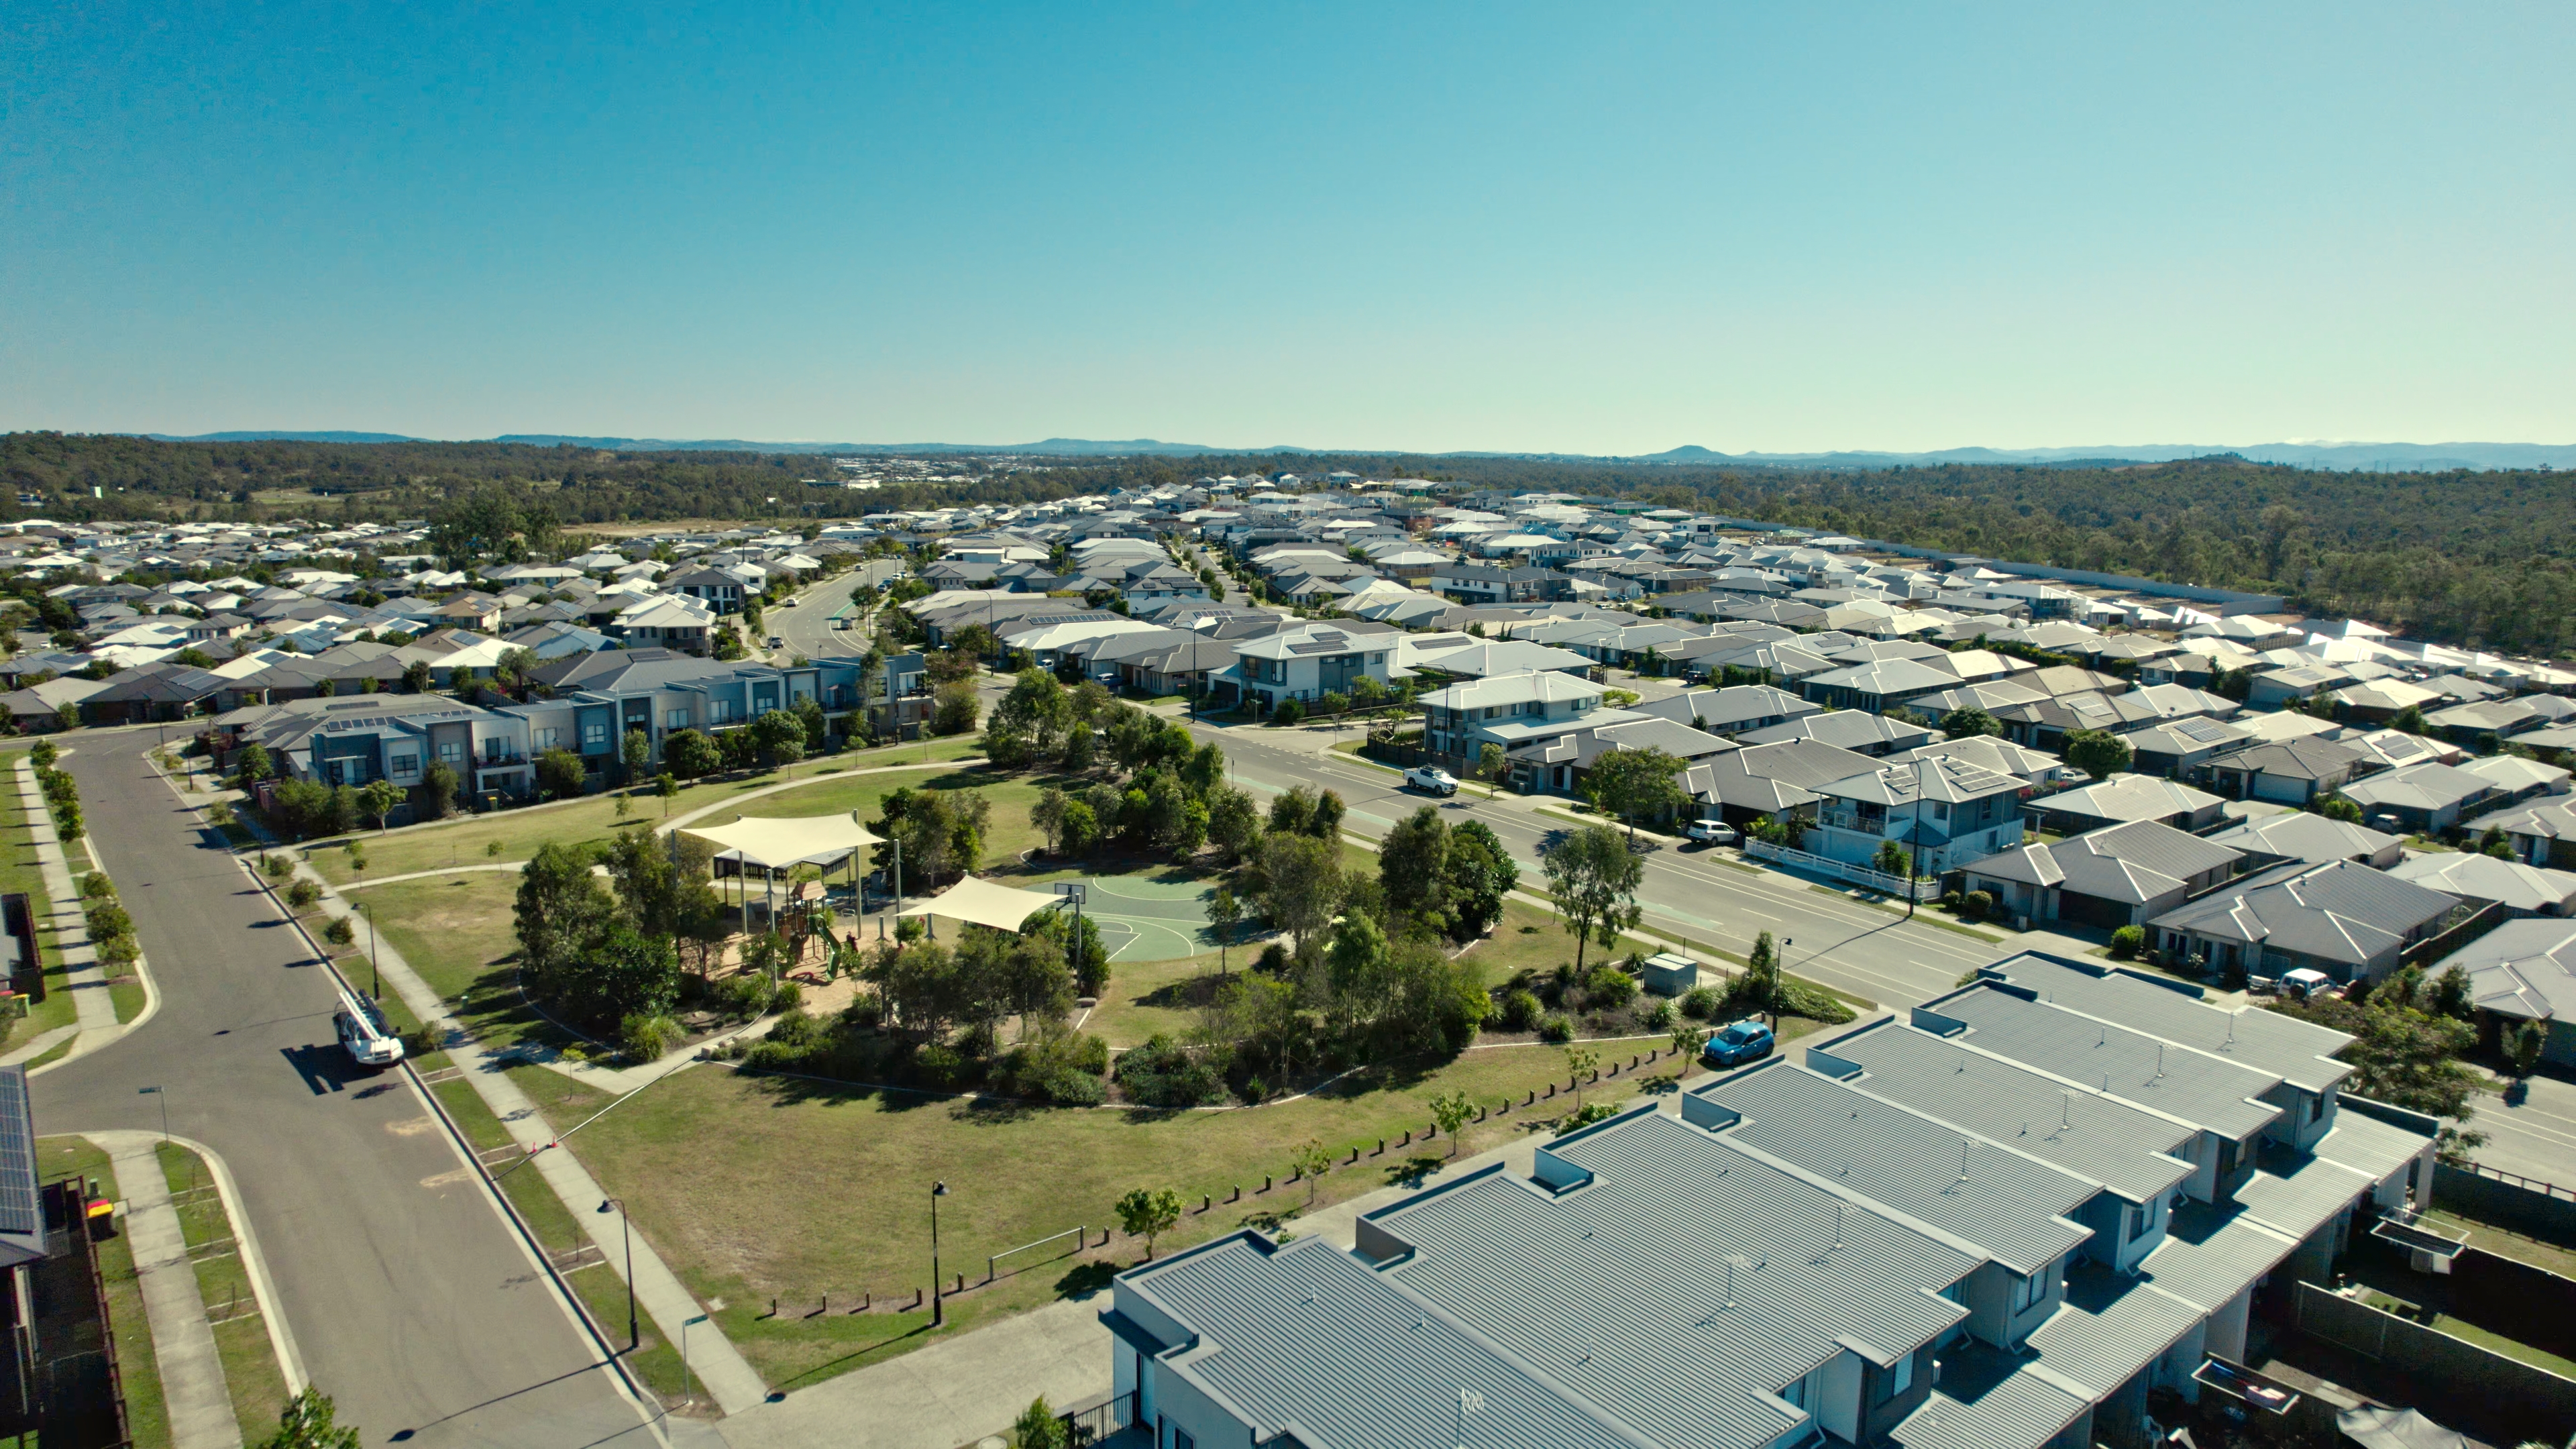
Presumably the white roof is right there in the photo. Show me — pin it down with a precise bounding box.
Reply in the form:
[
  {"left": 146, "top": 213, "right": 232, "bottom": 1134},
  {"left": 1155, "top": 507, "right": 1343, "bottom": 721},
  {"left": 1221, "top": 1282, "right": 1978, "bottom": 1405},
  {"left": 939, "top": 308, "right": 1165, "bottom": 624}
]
[
  {"left": 685, "top": 812, "right": 881, "bottom": 869},
  {"left": 896, "top": 873, "right": 1063, "bottom": 931}
]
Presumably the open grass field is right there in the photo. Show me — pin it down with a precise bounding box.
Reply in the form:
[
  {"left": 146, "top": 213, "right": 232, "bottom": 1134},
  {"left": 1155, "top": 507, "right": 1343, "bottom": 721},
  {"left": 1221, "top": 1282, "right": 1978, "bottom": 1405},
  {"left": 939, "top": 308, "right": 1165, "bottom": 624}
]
[
  {"left": 305, "top": 743, "right": 989, "bottom": 885},
  {"left": 528, "top": 1040, "right": 1684, "bottom": 1391}
]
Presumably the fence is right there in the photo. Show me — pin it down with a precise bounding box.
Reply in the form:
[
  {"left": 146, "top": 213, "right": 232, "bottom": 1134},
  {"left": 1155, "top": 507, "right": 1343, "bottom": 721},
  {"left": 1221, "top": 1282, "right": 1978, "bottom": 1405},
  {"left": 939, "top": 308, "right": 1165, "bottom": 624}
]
[
  {"left": 2292, "top": 1281, "right": 2576, "bottom": 1444},
  {"left": 1058, "top": 1389, "right": 1138, "bottom": 1446},
  {"left": 1743, "top": 839, "right": 1938, "bottom": 902},
  {"left": 2403, "top": 900, "right": 2507, "bottom": 968},
  {"left": 2434, "top": 1160, "right": 2576, "bottom": 1240},
  {"left": 990, "top": 1226, "right": 1087, "bottom": 1285}
]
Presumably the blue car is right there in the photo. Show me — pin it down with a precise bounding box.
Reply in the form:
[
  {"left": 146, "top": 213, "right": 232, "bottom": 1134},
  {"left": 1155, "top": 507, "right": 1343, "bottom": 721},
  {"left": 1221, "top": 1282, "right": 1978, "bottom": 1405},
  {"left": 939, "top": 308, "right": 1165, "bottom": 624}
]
[{"left": 1701, "top": 1018, "right": 1776, "bottom": 1069}]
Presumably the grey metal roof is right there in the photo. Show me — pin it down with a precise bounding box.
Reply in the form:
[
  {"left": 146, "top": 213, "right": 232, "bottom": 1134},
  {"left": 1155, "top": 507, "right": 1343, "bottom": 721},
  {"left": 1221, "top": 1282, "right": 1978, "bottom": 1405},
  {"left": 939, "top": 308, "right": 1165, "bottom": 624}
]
[
  {"left": 1120, "top": 1232, "right": 1651, "bottom": 1449},
  {"left": 2037, "top": 773, "right": 2224, "bottom": 824},
  {"left": 1737, "top": 710, "right": 1937, "bottom": 753},
  {"left": 1821, "top": 1020, "right": 2196, "bottom": 1203},
  {"left": 1964, "top": 820, "right": 2242, "bottom": 905},
  {"left": 1889, "top": 1362, "right": 2092, "bottom": 1449},
  {"left": 2149, "top": 859, "right": 2458, "bottom": 967},
  {"left": 1929, "top": 984, "right": 2284, "bottom": 1141},
  {"left": 2438, "top": 918, "right": 2576, "bottom": 1023},
  {"left": 2311, "top": 1107, "right": 2435, "bottom": 1187},
  {"left": 2204, "top": 812, "right": 2400, "bottom": 866},
  {"left": 1371, "top": 1109, "right": 1978, "bottom": 1449},
  {"left": 1691, "top": 1062, "right": 2095, "bottom": 1275},
  {"left": 2231, "top": 1153, "right": 2375, "bottom": 1242},
  {"left": 2019, "top": 1264, "right": 2208, "bottom": 1402},
  {"left": 2133, "top": 1210, "right": 2297, "bottom": 1316},
  {"left": 1981, "top": 953, "right": 2355, "bottom": 1093},
  {"left": 2385, "top": 851, "right": 2576, "bottom": 915}
]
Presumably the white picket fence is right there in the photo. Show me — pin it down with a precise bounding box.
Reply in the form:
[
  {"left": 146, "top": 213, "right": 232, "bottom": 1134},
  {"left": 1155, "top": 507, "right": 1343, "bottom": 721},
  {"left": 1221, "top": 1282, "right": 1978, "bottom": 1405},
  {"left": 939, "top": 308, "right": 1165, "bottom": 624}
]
[{"left": 1743, "top": 839, "right": 1939, "bottom": 901}]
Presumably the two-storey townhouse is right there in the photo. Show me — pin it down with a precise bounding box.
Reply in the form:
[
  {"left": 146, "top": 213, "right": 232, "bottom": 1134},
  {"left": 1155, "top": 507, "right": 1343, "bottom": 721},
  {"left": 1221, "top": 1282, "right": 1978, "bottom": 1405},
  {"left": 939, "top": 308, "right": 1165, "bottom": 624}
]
[
  {"left": 1218, "top": 623, "right": 1398, "bottom": 714},
  {"left": 665, "top": 566, "right": 749, "bottom": 614},
  {"left": 1425, "top": 563, "right": 1568, "bottom": 604},
  {"left": 1805, "top": 755, "right": 2029, "bottom": 877},
  {"left": 1416, "top": 667, "right": 1621, "bottom": 769}
]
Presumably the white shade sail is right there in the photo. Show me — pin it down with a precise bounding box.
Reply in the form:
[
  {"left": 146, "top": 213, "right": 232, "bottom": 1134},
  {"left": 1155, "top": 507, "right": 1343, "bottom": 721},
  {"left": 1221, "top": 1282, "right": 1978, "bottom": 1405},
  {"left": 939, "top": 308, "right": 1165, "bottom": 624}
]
[
  {"left": 682, "top": 811, "right": 881, "bottom": 870},
  {"left": 895, "top": 874, "right": 1063, "bottom": 932}
]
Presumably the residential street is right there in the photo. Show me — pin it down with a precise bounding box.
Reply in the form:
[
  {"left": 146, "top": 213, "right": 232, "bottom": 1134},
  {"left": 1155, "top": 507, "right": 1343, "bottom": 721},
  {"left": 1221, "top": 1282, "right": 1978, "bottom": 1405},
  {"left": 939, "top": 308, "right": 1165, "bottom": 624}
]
[
  {"left": 1181, "top": 714, "right": 2000, "bottom": 1009},
  {"left": 34, "top": 731, "right": 660, "bottom": 1449},
  {"left": 2465, "top": 1068, "right": 2576, "bottom": 1190}
]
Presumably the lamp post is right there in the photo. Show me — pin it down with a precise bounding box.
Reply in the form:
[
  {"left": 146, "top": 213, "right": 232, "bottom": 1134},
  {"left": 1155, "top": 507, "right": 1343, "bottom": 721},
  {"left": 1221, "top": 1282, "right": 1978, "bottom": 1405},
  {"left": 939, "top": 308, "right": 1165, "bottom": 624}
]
[
  {"left": 930, "top": 1181, "right": 951, "bottom": 1326},
  {"left": 598, "top": 1197, "right": 638, "bottom": 1352},
  {"left": 1776, "top": 938, "right": 1794, "bottom": 1034},
  {"left": 356, "top": 899, "right": 378, "bottom": 998}
]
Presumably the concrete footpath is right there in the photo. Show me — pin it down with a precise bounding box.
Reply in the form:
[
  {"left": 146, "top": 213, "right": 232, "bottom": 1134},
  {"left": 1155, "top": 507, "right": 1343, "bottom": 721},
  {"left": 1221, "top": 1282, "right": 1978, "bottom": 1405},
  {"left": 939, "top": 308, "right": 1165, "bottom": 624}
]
[
  {"left": 13, "top": 759, "right": 121, "bottom": 1059},
  {"left": 282, "top": 857, "right": 772, "bottom": 1417},
  {"left": 101, "top": 1132, "right": 246, "bottom": 1449}
]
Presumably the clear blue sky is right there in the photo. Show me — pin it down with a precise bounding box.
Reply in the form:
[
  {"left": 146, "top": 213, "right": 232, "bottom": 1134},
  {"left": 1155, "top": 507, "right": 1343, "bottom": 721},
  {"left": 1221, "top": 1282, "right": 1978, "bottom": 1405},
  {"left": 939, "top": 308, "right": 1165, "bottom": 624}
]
[{"left": 5, "top": 3, "right": 2569, "bottom": 453}]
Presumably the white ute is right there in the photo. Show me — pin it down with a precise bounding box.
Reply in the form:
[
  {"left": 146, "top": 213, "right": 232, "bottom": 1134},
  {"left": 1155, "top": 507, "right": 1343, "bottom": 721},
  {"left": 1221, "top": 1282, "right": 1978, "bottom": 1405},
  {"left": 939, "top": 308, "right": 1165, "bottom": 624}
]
[
  {"left": 1404, "top": 765, "right": 1459, "bottom": 796},
  {"left": 335, "top": 988, "right": 405, "bottom": 1069}
]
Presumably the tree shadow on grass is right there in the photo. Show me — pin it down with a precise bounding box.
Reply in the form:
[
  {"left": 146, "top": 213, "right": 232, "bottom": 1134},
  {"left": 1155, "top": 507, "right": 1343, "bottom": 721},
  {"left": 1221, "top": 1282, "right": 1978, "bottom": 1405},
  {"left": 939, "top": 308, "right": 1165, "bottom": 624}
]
[
  {"left": 1054, "top": 1260, "right": 1118, "bottom": 1299},
  {"left": 1385, "top": 1153, "right": 1447, "bottom": 1189}
]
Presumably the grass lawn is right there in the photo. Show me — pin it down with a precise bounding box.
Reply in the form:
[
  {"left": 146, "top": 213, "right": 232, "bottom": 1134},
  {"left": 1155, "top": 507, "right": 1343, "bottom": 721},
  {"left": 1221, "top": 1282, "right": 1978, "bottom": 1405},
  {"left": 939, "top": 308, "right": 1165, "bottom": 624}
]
[
  {"left": 355, "top": 874, "right": 549, "bottom": 1046},
  {"left": 0, "top": 761, "right": 80, "bottom": 1055},
  {"left": 1461, "top": 896, "right": 1658, "bottom": 981},
  {"left": 531, "top": 1042, "right": 1683, "bottom": 1392},
  {"left": 154, "top": 1141, "right": 290, "bottom": 1446},
  {"left": 306, "top": 752, "right": 986, "bottom": 885},
  {"left": 44, "top": 1136, "right": 172, "bottom": 1449},
  {"left": 2418, "top": 1208, "right": 2576, "bottom": 1280}
]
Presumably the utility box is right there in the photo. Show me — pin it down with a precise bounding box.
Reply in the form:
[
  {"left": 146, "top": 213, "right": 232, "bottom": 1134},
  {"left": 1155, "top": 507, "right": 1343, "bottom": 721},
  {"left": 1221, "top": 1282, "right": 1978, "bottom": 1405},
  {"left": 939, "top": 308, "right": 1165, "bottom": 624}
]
[{"left": 1639, "top": 952, "right": 1700, "bottom": 997}]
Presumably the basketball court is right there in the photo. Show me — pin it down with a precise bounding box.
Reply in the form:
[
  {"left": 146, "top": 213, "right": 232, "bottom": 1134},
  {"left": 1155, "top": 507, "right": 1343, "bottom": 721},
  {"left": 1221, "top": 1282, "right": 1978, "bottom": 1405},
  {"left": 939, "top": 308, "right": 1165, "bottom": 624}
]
[{"left": 1053, "top": 874, "right": 1214, "bottom": 961}]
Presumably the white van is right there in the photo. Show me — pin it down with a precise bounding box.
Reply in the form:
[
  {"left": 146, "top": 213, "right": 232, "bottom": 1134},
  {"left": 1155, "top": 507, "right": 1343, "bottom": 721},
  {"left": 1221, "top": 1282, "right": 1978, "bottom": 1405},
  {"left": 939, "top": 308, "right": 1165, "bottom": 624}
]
[{"left": 335, "top": 989, "right": 405, "bottom": 1069}]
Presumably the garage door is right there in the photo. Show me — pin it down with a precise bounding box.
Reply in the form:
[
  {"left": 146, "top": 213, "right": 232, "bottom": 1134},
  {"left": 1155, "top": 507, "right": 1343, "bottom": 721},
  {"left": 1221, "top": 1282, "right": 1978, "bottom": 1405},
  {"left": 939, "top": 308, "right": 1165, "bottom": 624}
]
[{"left": 2058, "top": 891, "right": 2132, "bottom": 929}]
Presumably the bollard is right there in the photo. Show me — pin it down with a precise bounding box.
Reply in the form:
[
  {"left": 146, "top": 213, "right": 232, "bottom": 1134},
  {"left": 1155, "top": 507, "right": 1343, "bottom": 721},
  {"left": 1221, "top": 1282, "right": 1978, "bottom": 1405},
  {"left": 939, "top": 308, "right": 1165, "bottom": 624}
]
[
  {"left": 770, "top": 1297, "right": 779, "bottom": 1318},
  {"left": 862, "top": 1292, "right": 871, "bottom": 1311},
  {"left": 1546, "top": 1083, "right": 1556, "bottom": 1097},
  {"left": 1348, "top": 1146, "right": 1358, "bottom": 1164},
  {"left": 1263, "top": 1175, "right": 1273, "bottom": 1193},
  {"left": 1202, "top": 1193, "right": 1212, "bottom": 1212},
  {"left": 1375, "top": 1138, "right": 1385, "bottom": 1156},
  {"left": 1401, "top": 1129, "right": 1411, "bottom": 1145},
  {"left": 1630, "top": 1054, "right": 1639, "bottom": 1069},
  {"left": 956, "top": 1273, "right": 965, "bottom": 1295},
  {"left": 912, "top": 1288, "right": 924, "bottom": 1310},
  {"left": 1230, "top": 1185, "right": 1240, "bottom": 1202},
  {"left": 1525, "top": 1090, "right": 1535, "bottom": 1105}
]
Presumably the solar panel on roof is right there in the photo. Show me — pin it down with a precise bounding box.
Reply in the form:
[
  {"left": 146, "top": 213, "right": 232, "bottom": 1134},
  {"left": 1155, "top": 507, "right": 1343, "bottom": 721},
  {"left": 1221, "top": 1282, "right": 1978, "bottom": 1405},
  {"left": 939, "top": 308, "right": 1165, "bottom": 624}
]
[{"left": 0, "top": 1068, "right": 34, "bottom": 1238}]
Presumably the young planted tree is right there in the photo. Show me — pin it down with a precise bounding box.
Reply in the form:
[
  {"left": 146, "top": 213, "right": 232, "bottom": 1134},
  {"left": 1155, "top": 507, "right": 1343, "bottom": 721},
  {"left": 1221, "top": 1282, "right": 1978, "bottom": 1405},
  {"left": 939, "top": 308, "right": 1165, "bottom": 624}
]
[
  {"left": 621, "top": 728, "right": 653, "bottom": 786},
  {"left": 1293, "top": 1138, "right": 1332, "bottom": 1206},
  {"left": 1114, "top": 1187, "right": 1183, "bottom": 1260},
  {"left": 1205, "top": 885, "right": 1243, "bottom": 978},
  {"left": 357, "top": 778, "right": 405, "bottom": 832},
  {"left": 1540, "top": 824, "right": 1644, "bottom": 977},
  {"left": 1563, "top": 1043, "right": 1601, "bottom": 1109},
  {"left": 1428, "top": 1089, "right": 1474, "bottom": 1157}
]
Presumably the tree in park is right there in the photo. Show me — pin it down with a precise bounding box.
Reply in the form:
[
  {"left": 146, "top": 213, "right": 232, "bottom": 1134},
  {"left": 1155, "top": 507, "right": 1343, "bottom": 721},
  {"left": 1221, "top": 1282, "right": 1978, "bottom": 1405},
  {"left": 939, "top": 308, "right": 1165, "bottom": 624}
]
[
  {"left": 1205, "top": 885, "right": 1243, "bottom": 977},
  {"left": 1309, "top": 788, "right": 1346, "bottom": 839},
  {"left": 1584, "top": 745, "right": 1688, "bottom": 845},
  {"left": 1428, "top": 1089, "right": 1474, "bottom": 1157},
  {"left": 1205, "top": 784, "right": 1263, "bottom": 863},
  {"left": 1740, "top": 930, "right": 1781, "bottom": 1021},
  {"left": 232, "top": 743, "right": 272, "bottom": 788},
  {"left": 748, "top": 707, "right": 806, "bottom": 769},
  {"left": 1380, "top": 806, "right": 1450, "bottom": 928},
  {"left": 1267, "top": 784, "right": 1318, "bottom": 837},
  {"left": 1057, "top": 799, "right": 1099, "bottom": 857},
  {"left": 931, "top": 680, "right": 981, "bottom": 735},
  {"left": 1114, "top": 1187, "right": 1183, "bottom": 1260},
  {"left": 1563, "top": 1043, "right": 1601, "bottom": 1109},
  {"left": 1254, "top": 831, "right": 1342, "bottom": 965},
  {"left": 535, "top": 747, "right": 586, "bottom": 800},
  {"left": 655, "top": 771, "right": 678, "bottom": 814},
  {"left": 415, "top": 758, "right": 458, "bottom": 820},
  {"left": 985, "top": 668, "right": 1074, "bottom": 769},
  {"left": 1670, "top": 1021, "right": 1709, "bottom": 1068},
  {"left": 260, "top": 1387, "right": 362, "bottom": 1449},
  {"left": 621, "top": 728, "right": 652, "bottom": 785},
  {"left": 2062, "top": 729, "right": 2131, "bottom": 781},
  {"left": 1442, "top": 819, "right": 1517, "bottom": 940},
  {"left": 356, "top": 778, "right": 405, "bottom": 832},
  {"left": 1939, "top": 706, "right": 2002, "bottom": 739},
  {"left": 513, "top": 842, "right": 621, "bottom": 998},
  {"left": 1540, "top": 824, "right": 1643, "bottom": 977},
  {"left": 1293, "top": 1138, "right": 1332, "bottom": 1206},
  {"left": 1032, "top": 787, "right": 1071, "bottom": 853},
  {"left": 662, "top": 728, "right": 721, "bottom": 781},
  {"left": 1019, "top": 904, "right": 1110, "bottom": 998}
]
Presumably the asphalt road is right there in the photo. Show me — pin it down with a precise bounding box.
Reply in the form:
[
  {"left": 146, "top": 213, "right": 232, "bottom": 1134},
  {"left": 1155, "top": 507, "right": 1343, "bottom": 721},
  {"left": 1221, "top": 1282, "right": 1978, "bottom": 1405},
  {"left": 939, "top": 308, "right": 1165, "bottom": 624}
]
[
  {"left": 36, "top": 731, "right": 661, "bottom": 1449},
  {"left": 768, "top": 574, "right": 867, "bottom": 663},
  {"left": 2463, "top": 1068, "right": 2576, "bottom": 1189},
  {"left": 1185, "top": 718, "right": 2002, "bottom": 1009}
]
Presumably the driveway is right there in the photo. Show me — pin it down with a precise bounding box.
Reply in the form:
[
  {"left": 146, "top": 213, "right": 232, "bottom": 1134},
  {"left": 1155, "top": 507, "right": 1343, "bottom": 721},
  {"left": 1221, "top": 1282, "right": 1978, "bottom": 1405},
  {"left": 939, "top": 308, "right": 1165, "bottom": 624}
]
[{"left": 35, "top": 731, "right": 659, "bottom": 1449}]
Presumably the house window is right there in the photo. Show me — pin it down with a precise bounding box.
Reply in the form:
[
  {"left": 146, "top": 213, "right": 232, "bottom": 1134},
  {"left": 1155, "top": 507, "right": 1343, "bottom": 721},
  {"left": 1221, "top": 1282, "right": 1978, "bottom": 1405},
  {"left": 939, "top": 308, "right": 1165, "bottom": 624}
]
[
  {"left": 533, "top": 728, "right": 561, "bottom": 751},
  {"left": 666, "top": 710, "right": 688, "bottom": 730},
  {"left": 437, "top": 741, "right": 463, "bottom": 764},
  {"left": 2012, "top": 1268, "right": 2048, "bottom": 1313},
  {"left": 711, "top": 700, "right": 735, "bottom": 724},
  {"left": 1878, "top": 1351, "right": 1915, "bottom": 1401},
  {"left": 582, "top": 720, "right": 608, "bottom": 747},
  {"left": 390, "top": 753, "right": 418, "bottom": 779}
]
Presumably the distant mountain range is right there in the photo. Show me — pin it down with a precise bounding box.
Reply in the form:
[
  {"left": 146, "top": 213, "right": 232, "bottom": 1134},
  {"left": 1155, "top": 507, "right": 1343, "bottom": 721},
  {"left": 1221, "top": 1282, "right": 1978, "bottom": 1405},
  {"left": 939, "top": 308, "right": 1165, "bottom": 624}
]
[{"left": 137, "top": 431, "right": 2576, "bottom": 471}]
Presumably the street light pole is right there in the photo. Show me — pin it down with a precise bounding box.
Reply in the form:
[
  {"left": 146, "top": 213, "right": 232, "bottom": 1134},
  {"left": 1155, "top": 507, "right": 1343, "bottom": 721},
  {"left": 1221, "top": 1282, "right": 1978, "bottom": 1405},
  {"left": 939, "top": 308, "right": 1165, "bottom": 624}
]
[
  {"left": 598, "top": 1197, "right": 638, "bottom": 1352},
  {"left": 358, "top": 900, "right": 378, "bottom": 998},
  {"left": 930, "top": 1181, "right": 950, "bottom": 1326}
]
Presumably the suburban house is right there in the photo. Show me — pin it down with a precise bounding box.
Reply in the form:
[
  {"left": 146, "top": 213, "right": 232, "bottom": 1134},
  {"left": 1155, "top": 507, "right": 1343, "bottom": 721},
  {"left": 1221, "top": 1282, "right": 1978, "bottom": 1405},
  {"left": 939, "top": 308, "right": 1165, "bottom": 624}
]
[
  {"left": 1680, "top": 739, "right": 1878, "bottom": 827},
  {"left": 2205, "top": 812, "right": 2404, "bottom": 869},
  {"left": 1799, "top": 657, "right": 1960, "bottom": 713},
  {"left": 2439, "top": 920, "right": 2576, "bottom": 1067},
  {"left": 2147, "top": 859, "right": 2459, "bottom": 983},
  {"left": 2384, "top": 852, "right": 2576, "bottom": 919},
  {"left": 2457, "top": 753, "right": 2574, "bottom": 810},
  {"left": 2337, "top": 761, "right": 2500, "bottom": 835},
  {"left": 2028, "top": 774, "right": 2227, "bottom": 837},
  {"left": 1803, "top": 756, "right": 2028, "bottom": 877},
  {"left": 1890, "top": 734, "right": 2068, "bottom": 792},
  {"left": 1417, "top": 668, "right": 1618, "bottom": 770},
  {"left": 1736, "top": 709, "right": 1938, "bottom": 757},
  {"left": 2202, "top": 738, "right": 2364, "bottom": 806},
  {"left": 2484, "top": 800, "right": 2576, "bottom": 869},
  {"left": 1635, "top": 684, "right": 1819, "bottom": 736},
  {"left": 1215, "top": 623, "right": 1395, "bottom": 714},
  {"left": 1504, "top": 714, "right": 1733, "bottom": 799},
  {"left": 1425, "top": 563, "right": 1566, "bottom": 604},
  {"left": 1101, "top": 948, "right": 2426, "bottom": 1449},
  {"left": 2121, "top": 717, "right": 2254, "bottom": 780},
  {"left": 867, "top": 651, "right": 932, "bottom": 739},
  {"left": 666, "top": 566, "right": 750, "bottom": 614},
  {"left": 1957, "top": 820, "right": 2244, "bottom": 928}
]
